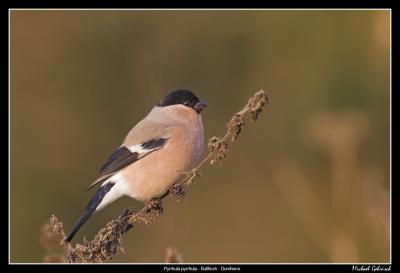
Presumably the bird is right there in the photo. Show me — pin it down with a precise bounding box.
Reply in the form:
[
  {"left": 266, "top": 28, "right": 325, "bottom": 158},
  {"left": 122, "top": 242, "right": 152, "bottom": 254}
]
[{"left": 65, "top": 89, "right": 207, "bottom": 243}]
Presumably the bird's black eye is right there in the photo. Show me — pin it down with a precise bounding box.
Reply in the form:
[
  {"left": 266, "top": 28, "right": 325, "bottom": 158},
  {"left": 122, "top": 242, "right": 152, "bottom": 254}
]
[{"left": 183, "top": 100, "right": 191, "bottom": 106}]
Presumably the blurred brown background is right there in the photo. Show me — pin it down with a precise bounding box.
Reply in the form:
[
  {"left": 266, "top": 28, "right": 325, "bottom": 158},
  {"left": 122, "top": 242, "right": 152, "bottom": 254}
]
[{"left": 10, "top": 10, "right": 390, "bottom": 263}]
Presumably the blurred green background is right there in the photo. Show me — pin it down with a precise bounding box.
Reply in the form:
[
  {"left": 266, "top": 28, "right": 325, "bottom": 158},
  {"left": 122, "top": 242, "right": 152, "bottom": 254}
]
[{"left": 10, "top": 10, "right": 390, "bottom": 263}]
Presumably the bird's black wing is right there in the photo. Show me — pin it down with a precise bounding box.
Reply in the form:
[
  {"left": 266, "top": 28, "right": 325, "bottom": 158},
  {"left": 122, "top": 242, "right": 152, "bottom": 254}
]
[{"left": 87, "top": 138, "right": 168, "bottom": 190}]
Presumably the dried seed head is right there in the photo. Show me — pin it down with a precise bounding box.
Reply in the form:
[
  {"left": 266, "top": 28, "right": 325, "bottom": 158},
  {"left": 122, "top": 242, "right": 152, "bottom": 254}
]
[
  {"left": 247, "top": 90, "right": 269, "bottom": 121},
  {"left": 66, "top": 208, "right": 135, "bottom": 263},
  {"left": 226, "top": 90, "right": 269, "bottom": 141},
  {"left": 169, "top": 183, "right": 186, "bottom": 201},
  {"left": 134, "top": 199, "right": 163, "bottom": 225},
  {"left": 208, "top": 136, "right": 229, "bottom": 164},
  {"left": 49, "top": 215, "right": 65, "bottom": 237},
  {"left": 227, "top": 114, "right": 245, "bottom": 141},
  {"left": 41, "top": 222, "right": 68, "bottom": 263}
]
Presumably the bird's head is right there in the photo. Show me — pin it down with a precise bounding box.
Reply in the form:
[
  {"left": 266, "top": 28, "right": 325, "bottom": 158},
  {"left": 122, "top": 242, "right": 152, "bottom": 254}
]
[{"left": 157, "top": 89, "right": 207, "bottom": 114}]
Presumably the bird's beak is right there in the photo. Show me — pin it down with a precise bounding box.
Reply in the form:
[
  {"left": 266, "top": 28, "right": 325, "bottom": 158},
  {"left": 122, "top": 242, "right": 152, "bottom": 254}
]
[{"left": 194, "top": 100, "right": 207, "bottom": 113}]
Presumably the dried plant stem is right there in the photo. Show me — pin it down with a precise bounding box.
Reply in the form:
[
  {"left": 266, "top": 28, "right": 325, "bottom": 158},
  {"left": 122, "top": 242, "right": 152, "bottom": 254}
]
[
  {"left": 47, "top": 90, "right": 269, "bottom": 263},
  {"left": 164, "top": 247, "right": 184, "bottom": 263}
]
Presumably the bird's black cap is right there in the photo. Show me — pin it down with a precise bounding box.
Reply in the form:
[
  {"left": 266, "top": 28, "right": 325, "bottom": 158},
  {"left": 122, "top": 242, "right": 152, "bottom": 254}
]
[{"left": 157, "top": 89, "right": 207, "bottom": 113}]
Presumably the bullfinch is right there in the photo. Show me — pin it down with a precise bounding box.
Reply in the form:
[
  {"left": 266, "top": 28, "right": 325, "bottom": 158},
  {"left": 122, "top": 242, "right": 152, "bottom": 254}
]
[{"left": 65, "top": 89, "right": 207, "bottom": 242}]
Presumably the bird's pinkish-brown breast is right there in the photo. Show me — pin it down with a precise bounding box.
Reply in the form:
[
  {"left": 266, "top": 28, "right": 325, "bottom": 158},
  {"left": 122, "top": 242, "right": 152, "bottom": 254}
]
[{"left": 120, "top": 109, "right": 204, "bottom": 202}]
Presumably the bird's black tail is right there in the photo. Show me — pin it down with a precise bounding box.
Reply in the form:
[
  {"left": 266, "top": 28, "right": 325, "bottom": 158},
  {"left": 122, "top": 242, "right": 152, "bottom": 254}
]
[{"left": 65, "top": 182, "right": 115, "bottom": 243}]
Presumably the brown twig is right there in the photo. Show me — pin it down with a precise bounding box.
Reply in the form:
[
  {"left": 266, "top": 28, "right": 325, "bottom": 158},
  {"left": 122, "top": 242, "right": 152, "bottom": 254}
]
[{"left": 47, "top": 90, "right": 270, "bottom": 263}]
